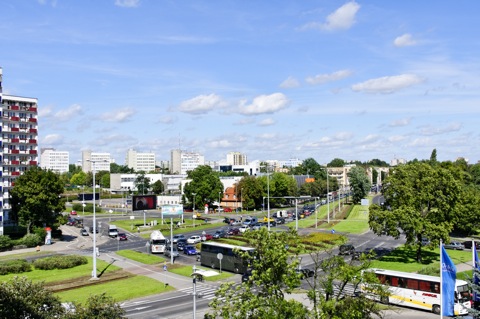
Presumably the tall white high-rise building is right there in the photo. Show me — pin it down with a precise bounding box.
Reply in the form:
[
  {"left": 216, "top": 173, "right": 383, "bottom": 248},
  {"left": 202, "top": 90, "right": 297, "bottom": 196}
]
[
  {"left": 125, "top": 149, "right": 155, "bottom": 172},
  {"left": 81, "top": 150, "right": 111, "bottom": 172},
  {"left": 40, "top": 148, "right": 69, "bottom": 173},
  {"left": 1, "top": 67, "right": 39, "bottom": 235},
  {"left": 170, "top": 149, "right": 205, "bottom": 175},
  {"left": 226, "top": 152, "right": 247, "bottom": 165}
]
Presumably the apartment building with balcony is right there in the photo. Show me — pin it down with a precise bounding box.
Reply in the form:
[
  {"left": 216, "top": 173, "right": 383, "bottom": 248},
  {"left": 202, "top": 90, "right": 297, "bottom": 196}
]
[{"left": 0, "top": 67, "right": 39, "bottom": 235}]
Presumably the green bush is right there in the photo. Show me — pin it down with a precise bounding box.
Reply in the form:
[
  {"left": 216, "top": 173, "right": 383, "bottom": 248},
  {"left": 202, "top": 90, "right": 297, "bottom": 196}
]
[
  {"left": 71, "top": 203, "right": 102, "bottom": 213},
  {"left": 33, "top": 227, "right": 47, "bottom": 240},
  {"left": 33, "top": 254, "right": 88, "bottom": 270},
  {"left": 0, "top": 235, "right": 14, "bottom": 251},
  {"left": 20, "top": 233, "right": 43, "bottom": 247},
  {"left": 0, "top": 259, "right": 32, "bottom": 275}
]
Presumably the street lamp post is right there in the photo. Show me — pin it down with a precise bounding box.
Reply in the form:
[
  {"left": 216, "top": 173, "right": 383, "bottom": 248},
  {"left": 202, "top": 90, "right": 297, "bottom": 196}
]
[
  {"left": 87, "top": 159, "right": 107, "bottom": 280},
  {"left": 326, "top": 166, "right": 330, "bottom": 224},
  {"left": 315, "top": 197, "right": 318, "bottom": 229},
  {"left": 267, "top": 168, "right": 271, "bottom": 231},
  {"left": 192, "top": 193, "right": 196, "bottom": 228},
  {"left": 218, "top": 191, "right": 221, "bottom": 212}
]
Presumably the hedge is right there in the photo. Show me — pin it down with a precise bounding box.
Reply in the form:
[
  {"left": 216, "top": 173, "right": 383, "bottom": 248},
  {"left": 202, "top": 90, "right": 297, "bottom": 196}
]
[
  {"left": 33, "top": 254, "right": 88, "bottom": 270},
  {"left": 0, "top": 259, "right": 32, "bottom": 275}
]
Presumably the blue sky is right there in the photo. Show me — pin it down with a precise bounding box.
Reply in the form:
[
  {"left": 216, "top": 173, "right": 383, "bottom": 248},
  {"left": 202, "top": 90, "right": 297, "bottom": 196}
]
[{"left": 1, "top": 0, "right": 479, "bottom": 165}]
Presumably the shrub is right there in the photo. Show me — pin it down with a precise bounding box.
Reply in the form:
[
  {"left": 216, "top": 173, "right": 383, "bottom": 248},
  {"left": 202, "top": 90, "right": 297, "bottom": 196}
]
[
  {"left": 71, "top": 203, "right": 102, "bottom": 213},
  {"left": 33, "top": 227, "right": 47, "bottom": 240},
  {"left": 0, "top": 259, "right": 32, "bottom": 275},
  {"left": 0, "top": 235, "right": 14, "bottom": 251},
  {"left": 33, "top": 254, "right": 88, "bottom": 270},
  {"left": 20, "top": 233, "right": 43, "bottom": 247}
]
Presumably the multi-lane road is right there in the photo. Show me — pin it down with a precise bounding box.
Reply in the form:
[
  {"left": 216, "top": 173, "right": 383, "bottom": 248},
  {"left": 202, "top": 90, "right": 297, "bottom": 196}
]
[{"left": 71, "top": 199, "right": 442, "bottom": 319}]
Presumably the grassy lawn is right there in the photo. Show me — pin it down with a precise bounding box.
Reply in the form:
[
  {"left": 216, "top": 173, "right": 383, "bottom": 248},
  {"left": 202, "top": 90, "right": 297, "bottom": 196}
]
[
  {"left": 169, "top": 265, "right": 233, "bottom": 281},
  {"left": 115, "top": 250, "right": 166, "bottom": 264},
  {"left": 0, "top": 257, "right": 120, "bottom": 283},
  {"left": 327, "top": 204, "right": 370, "bottom": 234},
  {"left": 56, "top": 275, "right": 174, "bottom": 304},
  {"left": 370, "top": 246, "right": 472, "bottom": 273},
  {"left": 0, "top": 251, "right": 57, "bottom": 261}
]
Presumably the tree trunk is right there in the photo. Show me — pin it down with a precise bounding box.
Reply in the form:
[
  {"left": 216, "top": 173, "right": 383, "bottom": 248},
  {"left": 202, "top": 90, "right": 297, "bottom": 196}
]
[{"left": 416, "top": 244, "right": 422, "bottom": 263}]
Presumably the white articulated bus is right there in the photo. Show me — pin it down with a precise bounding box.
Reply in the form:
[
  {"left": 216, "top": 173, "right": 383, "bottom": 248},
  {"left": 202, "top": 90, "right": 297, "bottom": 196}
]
[
  {"left": 363, "top": 269, "right": 471, "bottom": 315},
  {"left": 150, "top": 230, "right": 167, "bottom": 253}
]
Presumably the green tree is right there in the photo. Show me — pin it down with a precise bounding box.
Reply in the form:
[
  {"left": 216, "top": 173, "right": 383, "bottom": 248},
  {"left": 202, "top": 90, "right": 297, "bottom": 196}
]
[
  {"left": 259, "top": 172, "right": 298, "bottom": 207},
  {"left": 470, "top": 163, "right": 480, "bottom": 187},
  {"left": 69, "top": 164, "right": 82, "bottom": 174},
  {"left": 429, "top": 148, "right": 438, "bottom": 166},
  {"left": 151, "top": 180, "right": 165, "bottom": 194},
  {"left": 110, "top": 163, "right": 135, "bottom": 173},
  {"left": 452, "top": 184, "right": 480, "bottom": 234},
  {"left": 236, "top": 176, "right": 264, "bottom": 211},
  {"left": 328, "top": 158, "right": 345, "bottom": 167},
  {"left": 208, "top": 228, "right": 309, "bottom": 318},
  {"left": 183, "top": 165, "right": 223, "bottom": 208},
  {"left": 290, "top": 158, "right": 322, "bottom": 176},
  {"left": 100, "top": 173, "right": 110, "bottom": 188},
  {"left": 369, "top": 162, "right": 462, "bottom": 262},
  {"left": 347, "top": 166, "right": 371, "bottom": 204},
  {"left": 134, "top": 172, "right": 151, "bottom": 194},
  {"left": 366, "top": 158, "right": 389, "bottom": 167},
  {"left": 70, "top": 171, "right": 87, "bottom": 186},
  {"left": 306, "top": 251, "right": 389, "bottom": 319},
  {"left": 11, "top": 167, "right": 65, "bottom": 234},
  {"left": 0, "top": 277, "right": 126, "bottom": 319}
]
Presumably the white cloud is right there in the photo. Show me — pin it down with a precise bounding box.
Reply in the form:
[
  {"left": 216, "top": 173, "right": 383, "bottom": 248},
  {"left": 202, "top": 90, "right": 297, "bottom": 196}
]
[
  {"left": 158, "top": 116, "right": 176, "bottom": 124},
  {"left": 388, "top": 135, "right": 407, "bottom": 143},
  {"left": 419, "top": 122, "right": 462, "bottom": 136},
  {"left": 259, "top": 118, "right": 275, "bottom": 126},
  {"left": 100, "top": 107, "right": 134, "bottom": 122},
  {"left": 207, "top": 139, "right": 232, "bottom": 149},
  {"left": 178, "top": 93, "right": 225, "bottom": 114},
  {"left": 351, "top": 74, "right": 424, "bottom": 94},
  {"left": 41, "top": 134, "right": 63, "bottom": 144},
  {"left": 238, "top": 93, "right": 289, "bottom": 115},
  {"left": 300, "top": 1, "right": 360, "bottom": 31},
  {"left": 38, "top": 105, "right": 54, "bottom": 118},
  {"left": 54, "top": 104, "right": 83, "bottom": 121},
  {"left": 306, "top": 69, "right": 353, "bottom": 85},
  {"left": 389, "top": 117, "right": 412, "bottom": 127},
  {"left": 394, "top": 33, "right": 417, "bottom": 47},
  {"left": 115, "top": 0, "right": 140, "bottom": 8},
  {"left": 333, "top": 131, "right": 353, "bottom": 141},
  {"left": 279, "top": 76, "right": 300, "bottom": 88},
  {"left": 408, "top": 137, "right": 432, "bottom": 147}
]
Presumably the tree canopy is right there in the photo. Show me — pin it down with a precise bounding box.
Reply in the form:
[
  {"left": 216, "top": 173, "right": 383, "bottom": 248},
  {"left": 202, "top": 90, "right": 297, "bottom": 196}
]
[
  {"left": 369, "top": 162, "right": 462, "bottom": 262},
  {"left": 151, "top": 179, "right": 165, "bottom": 194},
  {"left": 347, "top": 166, "right": 371, "bottom": 204},
  {"left": 11, "top": 167, "right": 65, "bottom": 234},
  {"left": 183, "top": 165, "right": 224, "bottom": 208}
]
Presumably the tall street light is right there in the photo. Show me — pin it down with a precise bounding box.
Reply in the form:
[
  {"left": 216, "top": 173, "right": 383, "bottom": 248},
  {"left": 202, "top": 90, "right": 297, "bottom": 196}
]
[
  {"left": 261, "top": 164, "right": 271, "bottom": 231},
  {"left": 326, "top": 166, "right": 330, "bottom": 225},
  {"left": 87, "top": 158, "right": 107, "bottom": 280},
  {"left": 192, "top": 193, "right": 196, "bottom": 228},
  {"left": 218, "top": 191, "right": 221, "bottom": 212}
]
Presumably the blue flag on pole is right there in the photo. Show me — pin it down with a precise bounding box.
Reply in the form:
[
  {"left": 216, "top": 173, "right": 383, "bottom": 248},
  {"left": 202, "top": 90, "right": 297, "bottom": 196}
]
[
  {"left": 441, "top": 245, "right": 457, "bottom": 316},
  {"left": 474, "top": 243, "right": 480, "bottom": 302}
]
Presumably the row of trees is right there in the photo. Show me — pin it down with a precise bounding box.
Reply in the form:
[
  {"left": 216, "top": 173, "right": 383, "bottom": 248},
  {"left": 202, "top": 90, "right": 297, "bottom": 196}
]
[{"left": 369, "top": 149, "right": 480, "bottom": 262}]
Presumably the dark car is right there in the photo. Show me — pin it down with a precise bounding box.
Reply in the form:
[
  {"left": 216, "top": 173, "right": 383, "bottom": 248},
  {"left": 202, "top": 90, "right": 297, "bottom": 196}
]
[
  {"left": 339, "top": 244, "right": 355, "bottom": 255},
  {"left": 275, "top": 217, "right": 285, "bottom": 225},
  {"left": 296, "top": 268, "right": 314, "bottom": 279},
  {"left": 184, "top": 245, "right": 197, "bottom": 255},
  {"left": 227, "top": 228, "right": 240, "bottom": 236},
  {"left": 176, "top": 239, "right": 187, "bottom": 251},
  {"left": 118, "top": 233, "right": 128, "bottom": 241},
  {"left": 213, "top": 230, "right": 226, "bottom": 239},
  {"left": 463, "top": 240, "right": 480, "bottom": 250},
  {"left": 242, "top": 269, "right": 252, "bottom": 282}
]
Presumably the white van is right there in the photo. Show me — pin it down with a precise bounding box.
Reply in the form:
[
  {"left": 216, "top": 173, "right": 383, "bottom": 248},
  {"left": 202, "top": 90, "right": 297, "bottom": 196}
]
[{"left": 108, "top": 225, "right": 118, "bottom": 238}]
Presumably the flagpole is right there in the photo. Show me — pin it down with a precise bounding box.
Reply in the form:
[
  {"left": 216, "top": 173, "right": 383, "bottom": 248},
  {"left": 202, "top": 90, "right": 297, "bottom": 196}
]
[{"left": 440, "top": 239, "right": 443, "bottom": 319}]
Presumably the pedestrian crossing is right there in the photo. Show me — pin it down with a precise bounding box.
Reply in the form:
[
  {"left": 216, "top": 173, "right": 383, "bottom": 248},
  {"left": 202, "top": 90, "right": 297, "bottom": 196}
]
[{"left": 178, "top": 283, "right": 220, "bottom": 300}]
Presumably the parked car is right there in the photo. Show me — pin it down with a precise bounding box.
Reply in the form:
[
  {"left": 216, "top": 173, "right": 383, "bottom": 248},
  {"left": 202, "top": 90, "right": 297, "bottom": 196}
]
[
  {"left": 118, "top": 233, "right": 128, "bottom": 241},
  {"left": 184, "top": 245, "right": 197, "bottom": 255},
  {"left": 421, "top": 237, "right": 431, "bottom": 246},
  {"left": 213, "top": 230, "right": 226, "bottom": 239},
  {"left": 275, "top": 217, "right": 285, "bottom": 225},
  {"left": 463, "top": 240, "right": 480, "bottom": 250},
  {"left": 173, "top": 234, "right": 186, "bottom": 243},
  {"left": 80, "top": 228, "right": 89, "bottom": 236},
  {"left": 202, "top": 234, "right": 213, "bottom": 241},
  {"left": 70, "top": 210, "right": 77, "bottom": 215},
  {"left": 224, "top": 207, "right": 233, "bottom": 212},
  {"left": 164, "top": 246, "right": 180, "bottom": 258},
  {"left": 444, "top": 242, "right": 464, "bottom": 250},
  {"left": 227, "top": 228, "right": 240, "bottom": 236},
  {"left": 176, "top": 239, "right": 187, "bottom": 251},
  {"left": 339, "top": 244, "right": 355, "bottom": 255},
  {"left": 242, "top": 269, "right": 252, "bottom": 282},
  {"left": 187, "top": 235, "right": 202, "bottom": 244}
]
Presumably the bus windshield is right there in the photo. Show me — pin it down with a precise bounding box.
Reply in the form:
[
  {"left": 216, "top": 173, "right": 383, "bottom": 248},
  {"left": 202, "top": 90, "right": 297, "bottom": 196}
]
[{"left": 457, "top": 284, "right": 471, "bottom": 303}]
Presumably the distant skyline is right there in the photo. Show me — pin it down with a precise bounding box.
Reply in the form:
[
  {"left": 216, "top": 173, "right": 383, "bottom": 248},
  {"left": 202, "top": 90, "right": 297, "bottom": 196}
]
[{"left": 1, "top": 1, "right": 479, "bottom": 164}]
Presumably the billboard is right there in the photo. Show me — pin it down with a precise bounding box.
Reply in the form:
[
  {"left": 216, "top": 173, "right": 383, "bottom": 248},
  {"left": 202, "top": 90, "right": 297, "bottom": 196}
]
[
  {"left": 132, "top": 195, "right": 157, "bottom": 211},
  {"left": 161, "top": 204, "right": 183, "bottom": 218},
  {"left": 77, "top": 193, "right": 100, "bottom": 201}
]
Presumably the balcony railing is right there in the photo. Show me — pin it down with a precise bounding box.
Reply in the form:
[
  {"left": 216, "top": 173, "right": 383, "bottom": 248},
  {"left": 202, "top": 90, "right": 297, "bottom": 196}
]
[
  {"left": 29, "top": 161, "right": 37, "bottom": 166},
  {"left": 29, "top": 129, "right": 37, "bottom": 133},
  {"left": 10, "top": 116, "right": 19, "bottom": 121},
  {"left": 29, "top": 139, "right": 37, "bottom": 144},
  {"left": 10, "top": 105, "right": 19, "bottom": 110},
  {"left": 28, "top": 107, "right": 37, "bottom": 112},
  {"left": 29, "top": 118, "right": 37, "bottom": 123},
  {"left": 29, "top": 150, "right": 37, "bottom": 154},
  {"left": 12, "top": 172, "right": 20, "bottom": 176}
]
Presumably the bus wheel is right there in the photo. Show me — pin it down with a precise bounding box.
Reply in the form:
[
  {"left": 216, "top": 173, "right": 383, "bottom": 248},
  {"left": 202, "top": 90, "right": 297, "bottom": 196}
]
[
  {"left": 234, "top": 268, "right": 239, "bottom": 273},
  {"left": 432, "top": 305, "right": 440, "bottom": 315},
  {"left": 380, "top": 296, "right": 389, "bottom": 304},
  {"left": 211, "top": 263, "right": 215, "bottom": 269}
]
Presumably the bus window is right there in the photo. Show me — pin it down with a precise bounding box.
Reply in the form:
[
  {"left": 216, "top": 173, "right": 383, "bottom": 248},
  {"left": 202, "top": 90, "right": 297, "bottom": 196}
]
[
  {"left": 418, "top": 281, "right": 432, "bottom": 292},
  {"left": 407, "top": 279, "right": 419, "bottom": 290}
]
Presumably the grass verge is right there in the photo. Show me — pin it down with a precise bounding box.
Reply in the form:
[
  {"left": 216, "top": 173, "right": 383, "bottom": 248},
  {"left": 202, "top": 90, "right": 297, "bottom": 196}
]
[
  {"left": 169, "top": 265, "right": 233, "bottom": 281},
  {"left": 115, "top": 250, "right": 166, "bottom": 264}
]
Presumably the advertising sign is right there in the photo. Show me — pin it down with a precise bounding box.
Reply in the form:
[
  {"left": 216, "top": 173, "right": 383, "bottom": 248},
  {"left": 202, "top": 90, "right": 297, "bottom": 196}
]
[
  {"left": 161, "top": 204, "right": 183, "bottom": 218},
  {"left": 132, "top": 195, "right": 157, "bottom": 211}
]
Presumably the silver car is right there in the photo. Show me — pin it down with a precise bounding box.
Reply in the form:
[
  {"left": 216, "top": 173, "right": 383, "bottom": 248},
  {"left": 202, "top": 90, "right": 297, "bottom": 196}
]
[
  {"left": 164, "top": 246, "right": 180, "bottom": 258},
  {"left": 444, "top": 241, "right": 464, "bottom": 250}
]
